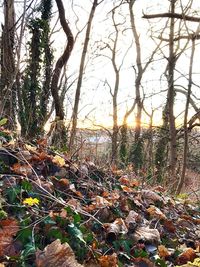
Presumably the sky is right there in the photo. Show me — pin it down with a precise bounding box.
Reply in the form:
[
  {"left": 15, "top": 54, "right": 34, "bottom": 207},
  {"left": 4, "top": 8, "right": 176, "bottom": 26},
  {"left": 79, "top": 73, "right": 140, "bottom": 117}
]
[
  {"left": 54, "top": 0, "right": 200, "bottom": 129},
  {"left": 2, "top": 0, "right": 200, "bottom": 129}
]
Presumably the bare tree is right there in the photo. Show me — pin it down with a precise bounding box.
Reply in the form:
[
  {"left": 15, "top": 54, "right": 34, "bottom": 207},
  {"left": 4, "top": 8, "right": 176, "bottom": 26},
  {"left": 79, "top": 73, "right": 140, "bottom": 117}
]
[
  {"left": 176, "top": 38, "right": 195, "bottom": 193},
  {"left": 144, "top": 0, "right": 200, "bottom": 185},
  {"left": 50, "top": 0, "right": 74, "bottom": 147},
  {"left": 69, "top": 0, "right": 100, "bottom": 152}
]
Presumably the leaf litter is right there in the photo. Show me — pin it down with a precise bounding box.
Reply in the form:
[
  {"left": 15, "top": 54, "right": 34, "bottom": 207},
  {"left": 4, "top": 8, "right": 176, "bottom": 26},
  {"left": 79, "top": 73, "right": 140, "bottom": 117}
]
[{"left": 0, "top": 134, "right": 199, "bottom": 266}]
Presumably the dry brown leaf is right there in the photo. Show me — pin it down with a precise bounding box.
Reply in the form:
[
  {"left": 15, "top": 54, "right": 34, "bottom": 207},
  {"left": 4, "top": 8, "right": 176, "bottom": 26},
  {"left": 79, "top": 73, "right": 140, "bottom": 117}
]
[
  {"left": 125, "top": 210, "right": 140, "bottom": 225},
  {"left": 37, "top": 138, "right": 47, "bottom": 147},
  {"left": 108, "top": 191, "right": 120, "bottom": 201},
  {"left": 121, "top": 185, "right": 133, "bottom": 193},
  {"left": 163, "top": 219, "right": 176, "bottom": 233},
  {"left": 51, "top": 176, "right": 70, "bottom": 191},
  {"left": 98, "top": 253, "right": 118, "bottom": 267},
  {"left": 16, "top": 150, "right": 32, "bottom": 160},
  {"left": 93, "top": 196, "right": 112, "bottom": 208},
  {"left": 132, "top": 226, "right": 161, "bottom": 244},
  {"left": 67, "top": 198, "right": 82, "bottom": 211},
  {"left": 119, "top": 176, "right": 130, "bottom": 186},
  {"left": 0, "top": 218, "right": 19, "bottom": 257},
  {"left": 119, "top": 197, "right": 129, "bottom": 212},
  {"left": 147, "top": 205, "right": 166, "bottom": 220},
  {"left": 101, "top": 191, "right": 109, "bottom": 198},
  {"left": 134, "top": 257, "right": 154, "bottom": 267},
  {"left": 153, "top": 186, "right": 166, "bottom": 192},
  {"left": 35, "top": 239, "right": 83, "bottom": 267},
  {"left": 158, "top": 245, "right": 170, "bottom": 258},
  {"left": 177, "top": 248, "right": 197, "bottom": 265},
  {"left": 141, "top": 189, "right": 163, "bottom": 205},
  {"left": 130, "top": 179, "right": 140, "bottom": 187},
  {"left": 105, "top": 218, "right": 128, "bottom": 242},
  {"left": 11, "top": 163, "right": 32, "bottom": 176}
]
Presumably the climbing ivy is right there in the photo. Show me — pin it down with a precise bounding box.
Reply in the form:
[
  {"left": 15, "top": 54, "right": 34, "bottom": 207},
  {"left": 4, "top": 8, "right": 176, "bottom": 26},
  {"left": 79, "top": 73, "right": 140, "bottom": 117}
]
[{"left": 18, "top": 0, "right": 53, "bottom": 139}]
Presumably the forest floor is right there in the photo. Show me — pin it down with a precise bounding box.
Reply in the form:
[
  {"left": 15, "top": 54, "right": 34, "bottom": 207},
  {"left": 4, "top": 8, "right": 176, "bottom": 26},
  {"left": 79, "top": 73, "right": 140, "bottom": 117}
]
[{"left": 0, "top": 129, "right": 200, "bottom": 267}]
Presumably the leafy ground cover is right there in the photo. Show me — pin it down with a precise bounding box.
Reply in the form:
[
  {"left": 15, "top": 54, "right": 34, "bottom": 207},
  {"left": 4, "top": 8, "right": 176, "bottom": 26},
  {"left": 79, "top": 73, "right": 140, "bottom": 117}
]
[{"left": 0, "top": 129, "right": 200, "bottom": 266}]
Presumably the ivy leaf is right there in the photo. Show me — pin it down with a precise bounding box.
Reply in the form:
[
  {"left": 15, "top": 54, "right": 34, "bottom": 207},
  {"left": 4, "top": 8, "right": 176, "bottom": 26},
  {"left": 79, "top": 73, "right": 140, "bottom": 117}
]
[
  {"left": 17, "top": 227, "right": 32, "bottom": 244},
  {"left": 0, "top": 118, "right": 8, "bottom": 127},
  {"left": 47, "top": 227, "right": 63, "bottom": 240},
  {"left": 67, "top": 223, "right": 85, "bottom": 244},
  {"left": 5, "top": 186, "right": 20, "bottom": 203},
  {"left": 43, "top": 216, "right": 56, "bottom": 225},
  {"left": 21, "top": 180, "right": 32, "bottom": 192},
  {"left": 21, "top": 243, "right": 36, "bottom": 258},
  {"left": 73, "top": 213, "right": 81, "bottom": 224}
]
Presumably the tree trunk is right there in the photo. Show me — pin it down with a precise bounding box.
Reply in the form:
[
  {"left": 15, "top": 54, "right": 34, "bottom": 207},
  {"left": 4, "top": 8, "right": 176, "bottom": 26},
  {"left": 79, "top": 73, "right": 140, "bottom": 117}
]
[
  {"left": 167, "top": 0, "right": 177, "bottom": 183},
  {"left": 0, "top": 0, "right": 16, "bottom": 128},
  {"left": 129, "top": 0, "right": 143, "bottom": 143},
  {"left": 69, "top": 0, "right": 98, "bottom": 152},
  {"left": 112, "top": 71, "right": 119, "bottom": 164},
  {"left": 176, "top": 39, "right": 195, "bottom": 194},
  {"left": 50, "top": 0, "right": 74, "bottom": 147}
]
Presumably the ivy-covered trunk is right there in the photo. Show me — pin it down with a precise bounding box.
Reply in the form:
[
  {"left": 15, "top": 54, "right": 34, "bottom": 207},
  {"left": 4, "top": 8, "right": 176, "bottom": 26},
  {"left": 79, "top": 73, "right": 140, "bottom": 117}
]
[
  {"left": 18, "top": 0, "right": 53, "bottom": 139},
  {"left": 0, "top": 0, "right": 16, "bottom": 128}
]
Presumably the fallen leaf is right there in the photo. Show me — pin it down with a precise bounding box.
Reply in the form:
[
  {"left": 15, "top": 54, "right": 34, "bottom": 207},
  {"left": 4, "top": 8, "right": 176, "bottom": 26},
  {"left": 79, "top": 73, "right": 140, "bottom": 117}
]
[
  {"left": 158, "top": 245, "right": 170, "bottom": 258},
  {"left": 121, "top": 185, "right": 133, "bottom": 193},
  {"left": 134, "top": 257, "right": 154, "bottom": 267},
  {"left": 98, "top": 253, "right": 118, "bottom": 267},
  {"left": 141, "top": 189, "right": 163, "bottom": 205},
  {"left": 147, "top": 205, "right": 166, "bottom": 220},
  {"left": 37, "top": 138, "right": 47, "bottom": 147},
  {"left": 177, "top": 248, "right": 197, "bottom": 265},
  {"left": 163, "top": 219, "right": 176, "bottom": 233},
  {"left": 52, "top": 155, "right": 65, "bottom": 167},
  {"left": 119, "top": 176, "right": 130, "bottom": 186},
  {"left": 132, "top": 226, "right": 161, "bottom": 244},
  {"left": 125, "top": 210, "right": 140, "bottom": 226},
  {"left": 93, "top": 196, "right": 112, "bottom": 208},
  {"left": 130, "top": 179, "right": 140, "bottom": 187},
  {"left": 35, "top": 239, "right": 83, "bottom": 267},
  {"left": 0, "top": 218, "right": 19, "bottom": 257},
  {"left": 105, "top": 218, "right": 128, "bottom": 243},
  {"left": 11, "top": 163, "right": 32, "bottom": 176}
]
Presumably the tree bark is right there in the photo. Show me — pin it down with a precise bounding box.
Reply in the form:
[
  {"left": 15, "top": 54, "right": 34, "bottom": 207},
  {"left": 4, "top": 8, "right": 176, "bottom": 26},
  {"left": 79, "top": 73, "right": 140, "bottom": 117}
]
[
  {"left": 176, "top": 39, "right": 195, "bottom": 194},
  {"left": 0, "top": 0, "right": 16, "bottom": 128},
  {"left": 167, "top": 0, "right": 177, "bottom": 183},
  {"left": 51, "top": 0, "right": 74, "bottom": 120},
  {"left": 110, "top": 9, "right": 120, "bottom": 164},
  {"left": 69, "top": 0, "right": 98, "bottom": 151},
  {"left": 129, "top": 0, "right": 143, "bottom": 143}
]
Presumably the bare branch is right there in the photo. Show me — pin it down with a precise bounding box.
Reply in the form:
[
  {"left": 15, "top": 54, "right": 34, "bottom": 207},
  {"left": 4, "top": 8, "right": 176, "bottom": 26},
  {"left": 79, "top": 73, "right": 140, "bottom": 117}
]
[{"left": 143, "top": 13, "right": 200, "bottom": 23}]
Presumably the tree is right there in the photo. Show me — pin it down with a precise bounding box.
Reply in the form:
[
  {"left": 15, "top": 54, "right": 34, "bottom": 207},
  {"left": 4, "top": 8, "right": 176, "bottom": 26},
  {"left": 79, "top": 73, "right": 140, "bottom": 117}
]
[
  {"left": 49, "top": 0, "right": 74, "bottom": 147},
  {"left": 18, "top": 0, "right": 53, "bottom": 139},
  {"left": 69, "top": 0, "right": 100, "bottom": 152},
  {"left": 127, "top": 0, "right": 161, "bottom": 171},
  {"left": 0, "top": 0, "right": 16, "bottom": 128},
  {"left": 143, "top": 0, "right": 200, "bottom": 186}
]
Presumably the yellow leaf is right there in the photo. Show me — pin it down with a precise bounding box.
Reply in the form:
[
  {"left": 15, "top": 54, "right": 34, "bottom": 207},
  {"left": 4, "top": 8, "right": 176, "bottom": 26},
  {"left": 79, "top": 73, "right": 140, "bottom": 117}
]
[{"left": 52, "top": 155, "right": 65, "bottom": 167}]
